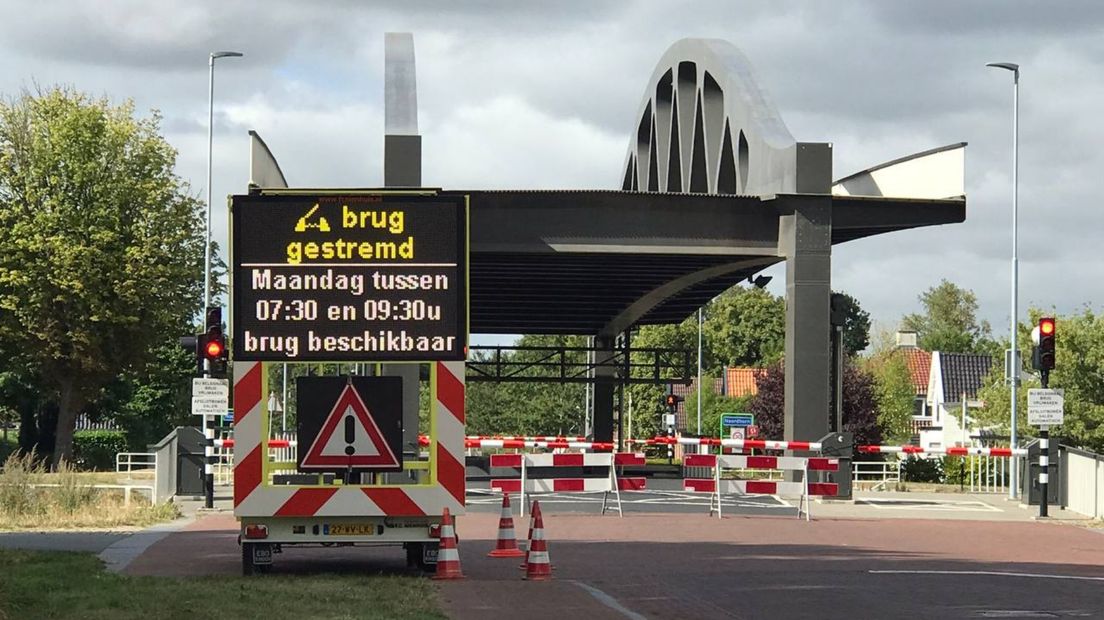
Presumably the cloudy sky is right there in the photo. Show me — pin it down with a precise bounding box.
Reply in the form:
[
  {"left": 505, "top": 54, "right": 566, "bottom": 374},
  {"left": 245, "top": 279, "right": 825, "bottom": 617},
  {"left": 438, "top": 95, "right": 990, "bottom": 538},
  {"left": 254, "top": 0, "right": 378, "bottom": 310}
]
[{"left": 1, "top": 0, "right": 1100, "bottom": 342}]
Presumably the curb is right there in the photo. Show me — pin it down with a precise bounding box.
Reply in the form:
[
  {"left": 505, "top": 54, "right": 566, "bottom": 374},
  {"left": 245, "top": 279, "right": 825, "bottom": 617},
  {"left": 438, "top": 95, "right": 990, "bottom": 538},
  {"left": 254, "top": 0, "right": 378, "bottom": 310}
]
[{"left": 97, "top": 514, "right": 194, "bottom": 573}]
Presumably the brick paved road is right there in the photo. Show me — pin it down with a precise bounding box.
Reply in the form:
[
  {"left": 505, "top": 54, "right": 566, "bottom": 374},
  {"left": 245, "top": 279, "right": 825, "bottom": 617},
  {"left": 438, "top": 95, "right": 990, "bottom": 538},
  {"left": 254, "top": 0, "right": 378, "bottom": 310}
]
[{"left": 125, "top": 511, "right": 1104, "bottom": 619}]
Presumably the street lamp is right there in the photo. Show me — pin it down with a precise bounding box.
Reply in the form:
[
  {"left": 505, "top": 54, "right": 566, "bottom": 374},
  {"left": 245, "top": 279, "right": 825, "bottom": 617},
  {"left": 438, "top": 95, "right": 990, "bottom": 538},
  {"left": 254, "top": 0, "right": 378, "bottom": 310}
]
[
  {"left": 205, "top": 51, "right": 244, "bottom": 311},
  {"left": 987, "top": 61, "right": 1019, "bottom": 500}
]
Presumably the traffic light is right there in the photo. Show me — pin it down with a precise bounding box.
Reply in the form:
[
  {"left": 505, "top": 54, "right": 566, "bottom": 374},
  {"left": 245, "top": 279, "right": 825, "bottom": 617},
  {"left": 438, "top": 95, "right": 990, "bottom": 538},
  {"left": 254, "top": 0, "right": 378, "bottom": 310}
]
[
  {"left": 203, "top": 306, "right": 229, "bottom": 378},
  {"left": 179, "top": 335, "right": 202, "bottom": 376},
  {"left": 1038, "top": 317, "right": 1055, "bottom": 371},
  {"left": 664, "top": 393, "right": 682, "bottom": 411}
]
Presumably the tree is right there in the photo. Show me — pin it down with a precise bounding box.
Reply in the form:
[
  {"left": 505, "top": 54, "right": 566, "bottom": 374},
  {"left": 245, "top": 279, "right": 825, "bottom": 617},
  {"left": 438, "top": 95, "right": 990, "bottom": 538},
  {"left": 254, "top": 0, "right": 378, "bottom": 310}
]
[
  {"left": 833, "top": 291, "right": 871, "bottom": 355},
  {"left": 901, "top": 280, "right": 997, "bottom": 354},
  {"left": 750, "top": 361, "right": 883, "bottom": 446},
  {"left": 682, "top": 376, "right": 753, "bottom": 438},
  {"left": 0, "top": 88, "right": 204, "bottom": 465},
  {"left": 704, "top": 286, "right": 785, "bottom": 369},
  {"left": 865, "top": 352, "right": 916, "bottom": 443}
]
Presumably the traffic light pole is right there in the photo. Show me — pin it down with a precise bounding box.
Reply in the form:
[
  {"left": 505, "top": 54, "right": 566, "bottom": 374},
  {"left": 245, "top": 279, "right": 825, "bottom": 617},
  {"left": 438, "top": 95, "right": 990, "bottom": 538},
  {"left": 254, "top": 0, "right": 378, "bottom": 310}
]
[{"left": 1039, "top": 369, "right": 1050, "bottom": 518}]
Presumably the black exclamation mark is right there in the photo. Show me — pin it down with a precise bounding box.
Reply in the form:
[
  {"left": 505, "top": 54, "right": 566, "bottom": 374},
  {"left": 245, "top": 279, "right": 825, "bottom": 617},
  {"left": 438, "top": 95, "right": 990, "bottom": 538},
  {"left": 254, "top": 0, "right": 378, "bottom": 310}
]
[{"left": 344, "top": 416, "right": 356, "bottom": 455}]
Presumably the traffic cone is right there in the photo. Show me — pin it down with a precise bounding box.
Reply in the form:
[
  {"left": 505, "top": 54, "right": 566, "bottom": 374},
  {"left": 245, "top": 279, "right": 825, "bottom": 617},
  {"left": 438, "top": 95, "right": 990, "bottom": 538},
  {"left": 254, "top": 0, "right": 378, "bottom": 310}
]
[
  {"left": 488, "top": 492, "right": 526, "bottom": 558},
  {"left": 523, "top": 501, "right": 552, "bottom": 581},
  {"left": 432, "top": 508, "right": 464, "bottom": 580},
  {"left": 519, "top": 504, "right": 534, "bottom": 569}
]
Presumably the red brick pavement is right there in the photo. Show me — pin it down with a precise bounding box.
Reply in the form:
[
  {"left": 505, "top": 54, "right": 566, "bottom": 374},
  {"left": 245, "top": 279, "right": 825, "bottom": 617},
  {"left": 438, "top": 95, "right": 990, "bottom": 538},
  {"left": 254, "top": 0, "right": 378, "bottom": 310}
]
[{"left": 125, "top": 512, "right": 1104, "bottom": 619}]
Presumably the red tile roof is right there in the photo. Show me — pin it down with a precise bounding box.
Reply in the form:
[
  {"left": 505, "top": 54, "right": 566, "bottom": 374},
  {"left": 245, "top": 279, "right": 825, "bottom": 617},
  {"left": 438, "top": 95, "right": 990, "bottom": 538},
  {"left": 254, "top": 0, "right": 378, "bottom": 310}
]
[
  {"left": 725, "top": 368, "right": 760, "bottom": 398},
  {"left": 899, "top": 348, "right": 931, "bottom": 396}
]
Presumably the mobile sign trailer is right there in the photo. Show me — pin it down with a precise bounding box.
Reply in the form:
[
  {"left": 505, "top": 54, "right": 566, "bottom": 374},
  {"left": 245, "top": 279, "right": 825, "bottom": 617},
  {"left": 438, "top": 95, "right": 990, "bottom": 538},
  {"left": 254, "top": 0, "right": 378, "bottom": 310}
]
[{"left": 231, "top": 191, "right": 468, "bottom": 575}]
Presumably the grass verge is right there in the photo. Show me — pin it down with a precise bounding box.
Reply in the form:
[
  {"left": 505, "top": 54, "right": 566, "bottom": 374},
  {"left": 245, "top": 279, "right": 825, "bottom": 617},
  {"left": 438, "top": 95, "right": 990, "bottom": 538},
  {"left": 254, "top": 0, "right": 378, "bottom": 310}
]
[
  {"left": 0, "top": 452, "right": 177, "bottom": 530},
  {"left": 0, "top": 549, "right": 446, "bottom": 620}
]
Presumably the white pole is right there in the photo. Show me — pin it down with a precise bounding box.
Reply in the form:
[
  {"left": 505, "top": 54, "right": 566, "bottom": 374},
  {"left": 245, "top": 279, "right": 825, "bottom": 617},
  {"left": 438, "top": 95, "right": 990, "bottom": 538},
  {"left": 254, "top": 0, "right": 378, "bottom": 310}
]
[
  {"left": 697, "top": 307, "right": 703, "bottom": 435},
  {"left": 282, "top": 362, "right": 288, "bottom": 433},
  {"left": 626, "top": 390, "right": 633, "bottom": 444}
]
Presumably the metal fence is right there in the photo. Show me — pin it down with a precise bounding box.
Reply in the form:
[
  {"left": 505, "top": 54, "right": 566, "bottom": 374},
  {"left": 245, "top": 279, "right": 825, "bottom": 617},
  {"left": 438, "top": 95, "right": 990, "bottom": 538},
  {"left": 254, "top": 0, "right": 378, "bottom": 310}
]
[
  {"left": 852, "top": 461, "right": 901, "bottom": 488},
  {"left": 115, "top": 452, "right": 156, "bottom": 473},
  {"left": 1063, "top": 446, "right": 1104, "bottom": 519},
  {"left": 968, "top": 455, "right": 1010, "bottom": 494}
]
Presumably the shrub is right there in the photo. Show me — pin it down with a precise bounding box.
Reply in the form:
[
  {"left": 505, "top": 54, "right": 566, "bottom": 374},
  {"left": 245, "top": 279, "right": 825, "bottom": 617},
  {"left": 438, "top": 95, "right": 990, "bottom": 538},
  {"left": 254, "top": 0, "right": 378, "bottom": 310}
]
[
  {"left": 0, "top": 451, "right": 45, "bottom": 517},
  {"left": 900, "top": 456, "right": 942, "bottom": 482},
  {"left": 72, "top": 431, "right": 127, "bottom": 471}
]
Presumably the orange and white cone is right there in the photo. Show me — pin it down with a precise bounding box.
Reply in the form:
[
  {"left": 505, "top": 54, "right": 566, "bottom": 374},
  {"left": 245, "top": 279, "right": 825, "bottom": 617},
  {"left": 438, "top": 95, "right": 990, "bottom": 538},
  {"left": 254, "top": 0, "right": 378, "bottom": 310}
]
[
  {"left": 523, "top": 500, "right": 552, "bottom": 581},
  {"left": 519, "top": 502, "right": 534, "bottom": 569},
  {"left": 432, "top": 508, "right": 464, "bottom": 580},
  {"left": 488, "top": 492, "right": 526, "bottom": 558}
]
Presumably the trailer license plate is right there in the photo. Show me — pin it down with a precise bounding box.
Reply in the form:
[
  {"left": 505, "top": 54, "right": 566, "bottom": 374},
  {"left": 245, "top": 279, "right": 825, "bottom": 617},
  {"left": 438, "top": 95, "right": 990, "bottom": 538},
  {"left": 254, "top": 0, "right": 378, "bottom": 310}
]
[
  {"left": 252, "top": 545, "right": 272, "bottom": 565},
  {"left": 423, "top": 546, "right": 438, "bottom": 564},
  {"left": 328, "top": 524, "right": 375, "bottom": 536}
]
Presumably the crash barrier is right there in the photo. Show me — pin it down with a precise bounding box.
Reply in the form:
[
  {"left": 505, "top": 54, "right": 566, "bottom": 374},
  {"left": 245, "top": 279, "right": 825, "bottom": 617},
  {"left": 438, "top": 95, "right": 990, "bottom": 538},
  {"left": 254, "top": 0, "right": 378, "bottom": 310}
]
[
  {"left": 683, "top": 453, "right": 839, "bottom": 520},
  {"left": 490, "top": 452, "right": 646, "bottom": 517}
]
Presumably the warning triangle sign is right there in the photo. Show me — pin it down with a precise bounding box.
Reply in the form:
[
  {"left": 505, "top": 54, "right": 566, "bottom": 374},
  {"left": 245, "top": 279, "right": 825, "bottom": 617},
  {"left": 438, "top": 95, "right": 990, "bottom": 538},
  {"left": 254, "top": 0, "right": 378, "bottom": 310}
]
[{"left": 300, "top": 383, "right": 400, "bottom": 470}]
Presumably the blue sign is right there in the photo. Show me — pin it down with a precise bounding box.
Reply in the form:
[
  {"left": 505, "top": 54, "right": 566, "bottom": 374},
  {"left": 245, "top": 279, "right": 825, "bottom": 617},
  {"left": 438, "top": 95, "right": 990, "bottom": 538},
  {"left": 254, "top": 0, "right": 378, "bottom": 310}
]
[{"left": 720, "top": 413, "right": 754, "bottom": 428}]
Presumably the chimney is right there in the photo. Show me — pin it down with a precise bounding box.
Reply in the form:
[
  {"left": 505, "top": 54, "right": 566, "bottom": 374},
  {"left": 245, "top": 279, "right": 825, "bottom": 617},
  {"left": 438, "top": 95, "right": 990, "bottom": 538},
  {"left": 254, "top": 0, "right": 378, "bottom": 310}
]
[{"left": 896, "top": 330, "right": 918, "bottom": 348}]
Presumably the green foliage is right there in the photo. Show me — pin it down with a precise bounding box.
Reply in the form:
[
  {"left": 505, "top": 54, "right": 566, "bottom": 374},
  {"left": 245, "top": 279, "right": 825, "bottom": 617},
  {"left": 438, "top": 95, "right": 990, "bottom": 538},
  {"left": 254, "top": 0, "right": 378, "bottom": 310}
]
[
  {"left": 900, "top": 456, "right": 942, "bottom": 482},
  {"left": 833, "top": 291, "right": 872, "bottom": 355},
  {"left": 901, "top": 280, "right": 997, "bottom": 354},
  {"left": 683, "top": 377, "right": 753, "bottom": 437},
  {"left": 866, "top": 352, "right": 917, "bottom": 443},
  {"left": 704, "top": 286, "right": 785, "bottom": 368},
  {"left": 465, "top": 335, "right": 588, "bottom": 436},
  {"left": 0, "top": 87, "right": 204, "bottom": 465},
  {"left": 72, "top": 430, "right": 127, "bottom": 471}
]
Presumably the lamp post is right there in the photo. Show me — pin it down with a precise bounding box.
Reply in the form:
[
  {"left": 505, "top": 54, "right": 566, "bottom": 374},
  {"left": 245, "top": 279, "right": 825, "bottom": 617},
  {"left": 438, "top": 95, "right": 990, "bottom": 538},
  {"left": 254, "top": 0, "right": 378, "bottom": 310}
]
[
  {"left": 205, "top": 51, "right": 244, "bottom": 312},
  {"left": 697, "top": 307, "right": 703, "bottom": 435},
  {"left": 987, "top": 61, "right": 1019, "bottom": 500},
  {"left": 203, "top": 51, "right": 243, "bottom": 510}
]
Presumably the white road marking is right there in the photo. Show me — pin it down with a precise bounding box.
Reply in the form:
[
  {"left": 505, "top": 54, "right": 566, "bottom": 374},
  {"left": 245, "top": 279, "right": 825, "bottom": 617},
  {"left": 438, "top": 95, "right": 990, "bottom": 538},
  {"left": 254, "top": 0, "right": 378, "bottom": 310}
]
[
  {"left": 869, "top": 570, "right": 1104, "bottom": 582},
  {"left": 570, "top": 580, "right": 648, "bottom": 620},
  {"left": 858, "top": 498, "right": 1001, "bottom": 512}
]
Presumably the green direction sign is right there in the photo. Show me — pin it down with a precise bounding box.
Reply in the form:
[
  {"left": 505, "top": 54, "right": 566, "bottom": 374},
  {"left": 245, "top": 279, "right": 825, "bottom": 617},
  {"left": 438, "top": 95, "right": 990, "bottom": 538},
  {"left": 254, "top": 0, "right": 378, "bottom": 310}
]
[{"left": 720, "top": 413, "right": 754, "bottom": 429}]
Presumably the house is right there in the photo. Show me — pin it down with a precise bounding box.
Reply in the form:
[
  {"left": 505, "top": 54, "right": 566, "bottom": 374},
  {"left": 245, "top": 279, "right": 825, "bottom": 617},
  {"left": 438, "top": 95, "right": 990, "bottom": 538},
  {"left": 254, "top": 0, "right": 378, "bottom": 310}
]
[
  {"left": 921, "top": 351, "right": 993, "bottom": 450},
  {"left": 668, "top": 367, "right": 761, "bottom": 432},
  {"left": 894, "top": 331, "right": 933, "bottom": 436}
]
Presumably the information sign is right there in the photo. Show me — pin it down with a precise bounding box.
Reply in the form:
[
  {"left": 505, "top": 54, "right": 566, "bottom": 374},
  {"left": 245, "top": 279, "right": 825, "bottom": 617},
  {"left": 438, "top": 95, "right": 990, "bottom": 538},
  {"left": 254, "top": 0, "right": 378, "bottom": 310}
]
[
  {"left": 1027, "top": 388, "right": 1065, "bottom": 426},
  {"left": 231, "top": 193, "right": 467, "bottom": 361},
  {"left": 192, "top": 378, "right": 229, "bottom": 416}
]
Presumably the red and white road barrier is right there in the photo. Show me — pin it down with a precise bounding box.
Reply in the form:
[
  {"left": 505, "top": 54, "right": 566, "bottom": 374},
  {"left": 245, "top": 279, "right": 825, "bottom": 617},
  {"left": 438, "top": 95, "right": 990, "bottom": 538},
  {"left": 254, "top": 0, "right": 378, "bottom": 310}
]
[
  {"left": 646, "top": 436, "right": 823, "bottom": 452},
  {"left": 467, "top": 439, "right": 615, "bottom": 451},
  {"left": 214, "top": 438, "right": 294, "bottom": 449},
  {"left": 468, "top": 435, "right": 588, "bottom": 442},
  {"left": 856, "top": 446, "right": 1027, "bottom": 457},
  {"left": 683, "top": 453, "right": 839, "bottom": 520},
  {"left": 490, "top": 452, "right": 646, "bottom": 517}
]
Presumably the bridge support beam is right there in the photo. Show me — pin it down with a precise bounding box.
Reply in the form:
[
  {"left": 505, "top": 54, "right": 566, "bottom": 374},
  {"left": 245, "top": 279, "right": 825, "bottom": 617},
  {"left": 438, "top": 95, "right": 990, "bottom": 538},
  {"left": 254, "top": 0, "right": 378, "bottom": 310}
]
[
  {"left": 592, "top": 336, "right": 617, "bottom": 444},
  {"left": 782, "top": 144, "right": 833, "bottom": 449}
]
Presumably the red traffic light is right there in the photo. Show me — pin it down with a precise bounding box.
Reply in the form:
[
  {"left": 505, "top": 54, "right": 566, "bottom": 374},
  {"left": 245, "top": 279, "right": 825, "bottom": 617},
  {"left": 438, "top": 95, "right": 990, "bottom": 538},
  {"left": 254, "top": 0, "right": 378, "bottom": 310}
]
[
  {"left": 205, "top": 337, "right": 224, "bottom": 359},
  {"left": 1039, "top": 317, "right": 1055, "bottom": 336}
]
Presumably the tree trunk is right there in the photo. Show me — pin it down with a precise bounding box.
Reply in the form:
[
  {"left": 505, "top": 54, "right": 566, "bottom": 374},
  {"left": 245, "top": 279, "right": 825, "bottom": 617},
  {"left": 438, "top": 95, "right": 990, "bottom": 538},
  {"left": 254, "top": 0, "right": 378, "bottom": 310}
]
[{"left": 52, "top": 378, "right": 84, "bottom": 468}]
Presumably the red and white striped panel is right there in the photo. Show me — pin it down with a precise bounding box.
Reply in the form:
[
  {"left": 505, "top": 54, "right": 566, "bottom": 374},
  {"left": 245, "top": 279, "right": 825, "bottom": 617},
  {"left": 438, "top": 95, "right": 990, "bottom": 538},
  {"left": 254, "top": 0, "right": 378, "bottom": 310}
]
[
  {"left": 234, "top": 361, "right": 466, "bottom": 518},
  {"left": 684, "top": 454, "right": 839, "bottom": 472},
  {"left": 489, "top": 452, "right": 644, "bottom": 468},
  {"left": 857, "top": 445, "right": 1027, "bottom": 457},
  {"left": 492, "top": 477, "right": 647, "bottom": 493},
  {"left": 684, "top": 478, "right": 839, "bottom": 497},
  {"left": 468, "top": 435, "right": 588, "bottom": 442},
  {"left": 467, "top": 439, "right": 615, "bottom": 450}
]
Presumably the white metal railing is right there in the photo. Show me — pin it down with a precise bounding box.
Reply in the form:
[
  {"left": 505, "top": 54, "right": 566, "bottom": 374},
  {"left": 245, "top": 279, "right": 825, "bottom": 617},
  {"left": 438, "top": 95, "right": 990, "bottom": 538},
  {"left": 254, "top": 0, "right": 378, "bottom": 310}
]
[
  {"left": 853, "top": 460, "right": 901, "bottom": 488},
  {"left": 20, "top": 482, "right": 156, "bottom": 506},
  {"left": 968, "top": 455, "right": 1009, "bottom": 494},
  {"left": 116, "top": 452, "right": 157, "bottom": 473}
]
